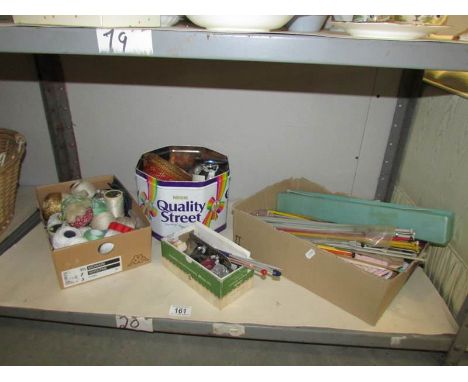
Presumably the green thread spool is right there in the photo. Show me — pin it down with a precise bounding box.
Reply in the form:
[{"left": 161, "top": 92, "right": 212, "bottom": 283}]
[
  {"left": 92, "top": 196, "right": 108, "bottom": 215},
  {"left": 84, "top": 229, "right": 106, "bottom": 241}
]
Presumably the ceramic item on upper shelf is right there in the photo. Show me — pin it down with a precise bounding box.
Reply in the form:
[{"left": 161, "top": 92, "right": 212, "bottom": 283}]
[
  {"left": 332, "top": 15, "right": 353, "bottom": 22},
  {"left": 186, "top": 15, "right": 293, "bottom": 32},
  {"left": 393, "top": 15, "right": 448, "bottom": 25},
  {"left": 352, "top": 15, "right": 393, "bottom": 23},
  {"left": 160, "top": 15, "right": 183, "bottom": 27},
  {"left": 351, "top": 15, "right": 448, "bottom": 25},
  {"left": 287, "top": 15, "right": 328, "bottom": 33},
  {"left": 331, "top": 21, "right": 450, "bottom": 40}
]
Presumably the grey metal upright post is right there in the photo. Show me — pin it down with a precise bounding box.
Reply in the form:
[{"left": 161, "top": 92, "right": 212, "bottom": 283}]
[
  {"left": 34, "top": 54, "right": 81, "bottom": 181},
  {"left": 374, "top": 69, "right": 424, "bottom": 202}
]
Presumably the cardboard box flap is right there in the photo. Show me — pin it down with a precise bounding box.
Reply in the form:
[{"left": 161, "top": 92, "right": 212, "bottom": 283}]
[{"left": 235, "top": 178, "right": 330, "bottom": 213}]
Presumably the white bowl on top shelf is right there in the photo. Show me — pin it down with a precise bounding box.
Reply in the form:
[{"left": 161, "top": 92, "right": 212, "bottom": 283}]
[
  {"left": 332, "top": 21, "right": 450, "bottom": 40},
  {"left": 287, "top": 15, "right": 328, "bottom": 33},
  {"left": 186, "top": 15, "right": 293, "bottom": 32}
]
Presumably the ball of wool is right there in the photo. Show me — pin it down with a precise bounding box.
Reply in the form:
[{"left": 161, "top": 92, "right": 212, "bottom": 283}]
[
  {"left": 65, "top": 204, "right": 93, "bottom": 228},
  {"left": 42, "top": 192, "right": 63, "bottom": 221}
]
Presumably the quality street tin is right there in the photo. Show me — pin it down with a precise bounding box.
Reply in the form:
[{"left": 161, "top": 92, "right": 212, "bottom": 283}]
[{"left": 135, "top": 146, "right": 230, "bottom": 239}]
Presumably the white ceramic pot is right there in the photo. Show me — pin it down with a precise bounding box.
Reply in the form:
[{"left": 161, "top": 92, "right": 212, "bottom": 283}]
[
  {"left": 287, "top": 15, "right": 328, "bottom": 32},
  {"left": 186, "top": 15, "right": 293, "bottom": 32}
]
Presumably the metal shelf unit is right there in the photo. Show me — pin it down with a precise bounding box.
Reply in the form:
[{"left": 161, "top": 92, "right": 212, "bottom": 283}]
[
  {"left": 0, "top": 25, "right": 467, "bottom": 70},
  {"left": 0, "top": 24, "right": 467, "bottom": 365}
]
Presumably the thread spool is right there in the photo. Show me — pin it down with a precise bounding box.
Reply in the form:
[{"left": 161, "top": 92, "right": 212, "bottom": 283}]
[
  {"left": 104, "top": 229, "right": 120, "bottom": 238},
  {"left": 108, "top": 221, "right": 133, "bottom": 233},
  {"left": 104, "top": 189, "right": 124, "bottom": 218},
  {"left": 52, "top": 226, "right": 86, "bottom": 249},
  {"left": 47, "top": 212, "right": 62, "bottom": 228},
  {"left": 84, "top": 229, "right": 106, "bottom": 241},
  {"left": 65, "top": 205, "right": 93, "bottom": 228},
  {"left": 169, "top": 238, "right": 187, "bottom": 252},
  {"left": 91, "top": 211, "right": 114, "bottom": 230},
  {"left": 62, "top": 195, "right": 93, "bottom": 228},
  {"left": 192, "top": 174, "right": 205, "bottom": 182},
  {"left": 47, "top": 212, "right": 64, "bottom": 237},
  {"left": 42, "top": 192, "right": 63, "bottom": 221},
  {"left": 115, "top": 216, "right": 136, "bottom": 229},
  {"left": 91, "top": 192, "right": 108, "bottom": 215},
  {"left": 71, "top": 180, "right": 97, "bottom": 198},
  {"left": 79, "top": 226, "right": 90, "bottom": 236}
]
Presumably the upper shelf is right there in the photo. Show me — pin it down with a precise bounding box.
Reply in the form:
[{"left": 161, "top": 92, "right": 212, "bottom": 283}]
[{"left": 0, "top": 25, "right": 467, "bottom": 71}]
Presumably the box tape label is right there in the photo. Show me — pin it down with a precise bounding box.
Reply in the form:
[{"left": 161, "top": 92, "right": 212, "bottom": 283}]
[
  {"left": 62, "top": 256, "right": 122, "bottom": 288},
  {"left": 212, "top": 323, "right": 245, "bottom": 337},
  {"left": 169, "top": 305, "right": 192, "bottom": 317}
]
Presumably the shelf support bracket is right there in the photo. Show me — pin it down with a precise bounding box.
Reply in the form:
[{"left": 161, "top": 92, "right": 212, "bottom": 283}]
[
  {"left": 374, "top": 69, "right": 424, "bottom": 202},
  {"left": 34, "top": 54, "right": 81, "bottom": 181}
]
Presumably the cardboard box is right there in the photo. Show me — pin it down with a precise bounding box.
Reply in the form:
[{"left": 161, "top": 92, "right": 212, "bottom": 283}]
[
  {"left": 232, "top": 178, "right": 418, "bottom": 325},
  {"left": 161, "top": 223, "right": 254, "bottom": 308},
  {"left": 36, "top": 175, "right": 152, "bottom": 289},
  {"left": 135, "top": 146, "right": 230, "bottom": 240}
]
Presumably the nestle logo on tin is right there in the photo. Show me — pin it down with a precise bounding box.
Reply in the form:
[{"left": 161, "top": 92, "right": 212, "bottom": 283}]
[{"left": 156, "top": 200, "right": 206, "bottom": 223}]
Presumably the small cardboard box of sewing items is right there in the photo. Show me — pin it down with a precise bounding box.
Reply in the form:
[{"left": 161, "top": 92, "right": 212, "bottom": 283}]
[
  {"left": 35, "top": 175, "right": 152, "bottom": 289},
  {"left": 233, "top": 178, "right": 454, "bottom": 325},
  {"left": 135, "top": 146, "right": 229, "bottom": 240},
  {"left": 161, "top": 222, "right": 282, "bottom": 308}
]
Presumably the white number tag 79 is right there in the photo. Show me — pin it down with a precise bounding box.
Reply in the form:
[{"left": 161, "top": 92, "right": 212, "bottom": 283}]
[{"left": 97, "top": 29, "right": 153, "bottom": 55}]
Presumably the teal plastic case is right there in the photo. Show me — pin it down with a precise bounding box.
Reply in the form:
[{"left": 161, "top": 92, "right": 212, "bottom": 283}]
[{"left": 277, "top": 190, "right": 454, "bottom": 246}]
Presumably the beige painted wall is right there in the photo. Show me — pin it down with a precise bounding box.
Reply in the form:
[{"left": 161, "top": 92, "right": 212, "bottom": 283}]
[
  {"left": 393, "top": 84, "right": 468, "bottom": 315},
  {"left": 0, "top": 54, "right": 400, "bottom": 200},
  {"left": 395, "top": 85, "right": 467, "bottom": 261},
  {"left": 0, "top": 54, "right": 58, "bottom": 186}
]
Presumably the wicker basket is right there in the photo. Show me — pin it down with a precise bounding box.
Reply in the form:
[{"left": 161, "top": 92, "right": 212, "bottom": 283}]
[{"left": 0, "top": 128, "right": 26, "bottom": 235}]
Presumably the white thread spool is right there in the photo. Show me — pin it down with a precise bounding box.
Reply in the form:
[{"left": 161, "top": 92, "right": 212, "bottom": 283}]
[
  {"left": 52, "top": 226, "right": 86, "bottom": 249},
  {"left": 79, "top": 226, "right": 90, "bottom": 236},
  {"left": 47, "top": 213, "right": 63, "bottom": 237},
  {"left": 115, "top": 216, "right": 136, "bottom": 229},
  {"left": 104, "top": 189, "right": 124, "bottom": 218},
  {"left": 70, "top": 180, "right": 97, "bottom": 198},
  {"left": 84, "top": 229, "right": 106, "bottom": 241},
  {"left": 91, "top": 211, "right": 114, "bottom": 230},
  {"left": 174, "top": 240, "right": 187, "bottom": 252},
  {"left": 104, "top": 229, "right": 120, "bottom": 238}
]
